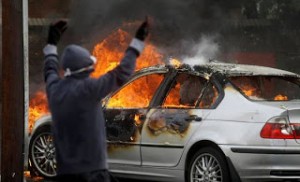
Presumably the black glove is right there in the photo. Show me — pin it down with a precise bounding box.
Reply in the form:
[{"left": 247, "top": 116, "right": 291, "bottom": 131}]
[
  {"left": 47, "top": 20, "right": 68, "bottom": 45},
  {"left": 135, "top": 17, "right": 149, "bottom": 41}
]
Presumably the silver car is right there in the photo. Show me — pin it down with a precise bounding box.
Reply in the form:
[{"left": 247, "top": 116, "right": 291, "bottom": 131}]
[{"left": 28, "top": 63, "right": 300, "bottom": 182}]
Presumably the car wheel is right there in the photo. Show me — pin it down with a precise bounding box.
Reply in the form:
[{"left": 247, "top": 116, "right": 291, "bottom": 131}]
[
  {"left": 187, "top": 147, "right": 230, "bottom": 182},
  {"left": 29, "top": 125, "right": 56, "bottom": 178}
]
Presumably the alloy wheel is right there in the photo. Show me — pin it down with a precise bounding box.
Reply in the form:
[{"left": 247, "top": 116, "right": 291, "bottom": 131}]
[
  {"left": 31, "top": 132, "right": 56, "bottom": 177},
  {"left": 190, "top": 153, "right": 222, "bottom": 182}
]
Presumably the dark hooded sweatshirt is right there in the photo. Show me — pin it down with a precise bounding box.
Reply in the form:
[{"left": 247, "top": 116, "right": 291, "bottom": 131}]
[{"left": 43, "top": 42, "right": 142, "bottom": 175}]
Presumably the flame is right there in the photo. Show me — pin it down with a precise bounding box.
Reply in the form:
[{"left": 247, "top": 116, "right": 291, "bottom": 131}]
[
  {"left": 240, "top": 84, "right": 288, "bottom": 101},
  {"left": 28, "top": 91, "right": 49, "bottom": 134},
  {"left": 134, "top": 114, "right": 142, "bottom": 126},
  {"left": 24, "top": 171, "right": 43, "bottom": 181},
  {"left": 274, "top": 94, "right": 288, "bottom": 101},
  {"left": 29, "top": 27, "right": 164, "bottom": 132},
  {"left": 241, "top": 85, "right": 258, "bottom": 97},
  {"left": 164, "top": 82, "right": 181, "bottom": 106},
  {"left": 169, "top": 58, "right": 181, "bottom": 68},
  {"left": 107, "top": 73, "right": 164, "bottom": 108},
  {"left": 91, "top": 29, "right": 163, "bottom": 77},
  {"left": 163, "top": 82, "right": 196, "bottom": 108}
]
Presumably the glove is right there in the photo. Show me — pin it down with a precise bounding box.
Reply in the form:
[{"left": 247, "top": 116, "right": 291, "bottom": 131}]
[
  {"left": 47, "top": 20, "right": 68, "bottom": 45},
  {"left": 135, "top": 17, "right": 149, "bottom": 41}
]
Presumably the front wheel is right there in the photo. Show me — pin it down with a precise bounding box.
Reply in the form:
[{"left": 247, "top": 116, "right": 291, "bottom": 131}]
[
  {"left": 29, "top": 125, "right": 57, "bottom": 178},
  {"left": 187, "top": 147, "right": 230, "bottom": 182}
]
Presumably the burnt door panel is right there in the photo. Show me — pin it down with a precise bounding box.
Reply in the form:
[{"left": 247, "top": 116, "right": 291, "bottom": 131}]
[
  {"left": 141, "top": 108, "right": 203, "bottom": 167},
  {"left": 105, "top": 109, "right": 147, "bottom": 165},
  {"left": 141, "top": 73, "right": 211, "bottom": 167},
  {"left": 103, "top": 71, "right": 167, "bottom": 166}
]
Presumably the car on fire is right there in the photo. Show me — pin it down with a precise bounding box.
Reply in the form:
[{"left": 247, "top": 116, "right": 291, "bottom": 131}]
[{"left": 28, "top": 62, "right": 300, "bottom": 182}]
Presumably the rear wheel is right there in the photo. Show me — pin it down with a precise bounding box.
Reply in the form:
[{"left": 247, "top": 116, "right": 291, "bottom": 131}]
[
  {"left": 187, "top": 147, "right": 230, "bottom": 182},
  {"left": 29, "top": 125, "right": 56, "bottom": 178}
]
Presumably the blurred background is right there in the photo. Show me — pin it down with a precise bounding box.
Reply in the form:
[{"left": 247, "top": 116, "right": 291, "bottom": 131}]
[{"left": 26, "top": 0, "right": 300, "bottom": 97}]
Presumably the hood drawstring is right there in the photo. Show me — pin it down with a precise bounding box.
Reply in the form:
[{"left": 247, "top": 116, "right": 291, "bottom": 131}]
[
  {"left": 64, "top": 65, "right": 94, "bottom": 77},
  {"left": 64, "top": 56, "right": 97, "bottom": 77}
]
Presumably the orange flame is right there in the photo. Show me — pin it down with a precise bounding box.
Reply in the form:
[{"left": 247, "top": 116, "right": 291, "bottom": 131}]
[
  {"left": 274, "top": 94, "right": 288, "bottom": 101},
  {"left": 91, "top": 29, "right": 164, "bottom": 77},
  {"left": 29, "top": 91, "right": 49, "bottom": 134},
  {"left": 169, "top": 58, "right": 181, "bottom": 68},
  {"left": 29, "top": 28, "right": 164, "bottom": 132},
  {"left": 241, "top": 85, "right": 258, "bottom": 97},
  {"left": 106, "top": 73, "right": 165, "bottom": 108}
]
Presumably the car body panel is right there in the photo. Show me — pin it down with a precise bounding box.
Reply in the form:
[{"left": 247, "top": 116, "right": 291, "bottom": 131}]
[
  {"left": 140, "top": 108, "right": 204, "bottom": 167},
  {"left": 105, "top": 108, "right": 146, "bottom": 165},
  {"left": 221, "top": 145, "right": 300, "bottom": 181},
  {"left": 29, "top": 115, "right": 52, "bottom": 138}
]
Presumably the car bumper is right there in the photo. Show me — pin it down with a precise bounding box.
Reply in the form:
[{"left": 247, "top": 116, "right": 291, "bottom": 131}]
[{"left": 220, "top": 145, "right": 300, "bottom": 181}]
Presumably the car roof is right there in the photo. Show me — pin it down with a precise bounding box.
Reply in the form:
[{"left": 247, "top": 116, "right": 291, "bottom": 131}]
[{"left": 137, "top": 63, "right": 300, "bottom": 78}]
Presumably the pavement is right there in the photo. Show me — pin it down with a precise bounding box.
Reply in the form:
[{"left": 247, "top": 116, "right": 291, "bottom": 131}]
[
  {"left": 24, "top": 177, "right": 152, "bottom": 182},
  {"left": 24, "top": 173, "right": 155, "bottom": 182}
]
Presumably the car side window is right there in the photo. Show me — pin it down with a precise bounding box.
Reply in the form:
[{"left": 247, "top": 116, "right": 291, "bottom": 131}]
[
  {"left": 198, "top": 81, "right": 219, "bottom": 109},
  {"left": 106, "top": 73, "right": 165, "bottom": 108},
  {"left": 162, "top": 73, "right": 207, "bottom": 108}
]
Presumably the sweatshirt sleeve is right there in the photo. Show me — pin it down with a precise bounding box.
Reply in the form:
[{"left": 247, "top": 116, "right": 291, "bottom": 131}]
[
  {"left": 43, "top": 44, "right": 60, "bottom": 96},
  {"left": 87, "top": 38, "right": 144, "bottom": 100}
]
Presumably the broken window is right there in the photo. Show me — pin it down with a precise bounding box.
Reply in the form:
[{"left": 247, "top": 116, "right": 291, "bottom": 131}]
[
  {"left": 229, "top": 76, "right": 300, "bottom": 101},
  {"left": 199, "top": 82, "right": 219, "bottom": 109},
  {"left": 163, "top": 73, "right": 207, "bottom": 108},
  {"left": 107, "top": 73, "right": 165, "bottom": 108}
]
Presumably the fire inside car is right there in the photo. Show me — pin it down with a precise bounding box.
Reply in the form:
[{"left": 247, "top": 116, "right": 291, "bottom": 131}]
[{"left": 28, "top": 25, "right": 300, "bottom": 182}]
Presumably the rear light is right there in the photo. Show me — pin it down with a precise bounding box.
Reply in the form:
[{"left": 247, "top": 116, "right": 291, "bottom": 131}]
[{"left": 260, "top": 117, "right": 300, "bottom": 139}]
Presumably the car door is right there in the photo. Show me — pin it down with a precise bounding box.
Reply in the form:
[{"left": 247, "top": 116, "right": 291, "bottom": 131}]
[
  {"left": 141, "top": 72, "right": 221, "bottom": 167},
  {"left": 103, "top": 70, "right": 167, "bottom": 166}
]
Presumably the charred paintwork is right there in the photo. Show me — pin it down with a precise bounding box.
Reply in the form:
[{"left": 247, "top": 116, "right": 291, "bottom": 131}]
[
  {"left": 107, "top": 131, "right": 140, "bottom": 153},
  {"left": 146, "top": 109, "right": 192, "bottom": 138},
  {"left": 105, "top": 109, "right": 147, "bottom": 143},
  {"left": 105, "top": 108, "right": 148, "bottom": 154}
]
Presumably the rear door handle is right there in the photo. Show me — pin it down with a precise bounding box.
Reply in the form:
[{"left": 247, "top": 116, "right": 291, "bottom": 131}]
[{"left": 185, "top": 115, "right": 202, "bottom": 122}]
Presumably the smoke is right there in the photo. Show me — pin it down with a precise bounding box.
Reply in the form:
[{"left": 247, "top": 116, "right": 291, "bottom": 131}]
[
  {"left": 182, "top": 35, "right": 220, "bottom": 65},
  {"left": 63, "top": 0, "right": 242, "bottom": 58}
]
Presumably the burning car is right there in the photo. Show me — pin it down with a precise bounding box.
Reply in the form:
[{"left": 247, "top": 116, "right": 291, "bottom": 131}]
[{"left": 28, "top": 62, "right": 300, "bottom": 182}]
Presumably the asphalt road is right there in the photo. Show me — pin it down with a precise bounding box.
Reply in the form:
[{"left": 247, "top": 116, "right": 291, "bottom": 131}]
[
  {"left": 25, "top": 178, "right": 155, "bottom": 182},
  {"left": 24, "top": 174, "right": 157, "bottom": 182}
]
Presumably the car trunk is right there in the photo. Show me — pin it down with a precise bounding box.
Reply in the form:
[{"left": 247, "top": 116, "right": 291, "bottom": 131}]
[
  {"left": 258, "top": 101, "right": 300, "bottom": 143},
  {"left": 286, "top": 107, "right": 300, "bottom": 144}
]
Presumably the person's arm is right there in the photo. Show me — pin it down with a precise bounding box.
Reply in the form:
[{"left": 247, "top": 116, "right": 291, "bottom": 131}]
[
  {"left": 43, "top": 20, "right": 67, "bottom": 96},
  {"left": 88, "top": 19, "right": 149, "bottom": 100},
  {"left": 44, "top": 45, "right": 60, "bottom": 91}
]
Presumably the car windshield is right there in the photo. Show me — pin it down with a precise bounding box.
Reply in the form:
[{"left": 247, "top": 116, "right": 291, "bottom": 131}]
[{"left": 229, "top": 76, "right": 300, "bottom": 101}]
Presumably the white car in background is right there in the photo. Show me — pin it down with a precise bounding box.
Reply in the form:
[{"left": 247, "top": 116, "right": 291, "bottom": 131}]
[{"left": 28, "top": 63, "right": 300, "bottom": 182}]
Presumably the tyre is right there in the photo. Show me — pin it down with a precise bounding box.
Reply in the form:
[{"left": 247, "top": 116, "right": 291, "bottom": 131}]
[
  {"left": 29, "top": 125, "right": 57, "bottom": 178},
  {"left": 187, "top": 147, "right": 230, "bottom": 182}
]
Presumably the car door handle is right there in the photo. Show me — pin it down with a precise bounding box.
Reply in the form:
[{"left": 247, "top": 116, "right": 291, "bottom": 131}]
[{"left": 185, "top": 115, "right": 202, "bottom": 122}]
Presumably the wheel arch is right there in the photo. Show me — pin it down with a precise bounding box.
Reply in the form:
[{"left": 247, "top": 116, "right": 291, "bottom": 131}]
[
  {"left": 185, "top": 140, "right": 223, "bottom": 171},
  {"left": 30, "top": 115, "right": 52, "bottom": 139},
  {"left": 184, "top": 140, "right": 241, "bottom": 182}
]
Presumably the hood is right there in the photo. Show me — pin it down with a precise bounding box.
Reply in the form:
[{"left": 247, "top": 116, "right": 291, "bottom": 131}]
[{"left": 61, "top": 44, "right": 95, "bottom": 77}]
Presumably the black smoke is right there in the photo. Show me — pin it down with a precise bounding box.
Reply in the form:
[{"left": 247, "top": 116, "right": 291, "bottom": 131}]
[{"left": 62, "top": 0, "right": 243, "bottom": 59}]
